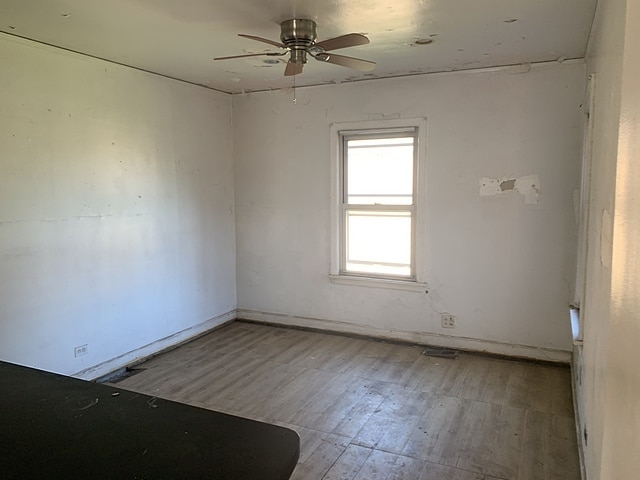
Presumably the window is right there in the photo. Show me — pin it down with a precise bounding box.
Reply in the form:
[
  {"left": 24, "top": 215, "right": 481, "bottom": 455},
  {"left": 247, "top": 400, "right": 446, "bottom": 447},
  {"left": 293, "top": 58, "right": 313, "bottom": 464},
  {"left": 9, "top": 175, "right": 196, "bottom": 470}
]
[{"left": 330, "top": 119, "right": 427, "bottom": 290}]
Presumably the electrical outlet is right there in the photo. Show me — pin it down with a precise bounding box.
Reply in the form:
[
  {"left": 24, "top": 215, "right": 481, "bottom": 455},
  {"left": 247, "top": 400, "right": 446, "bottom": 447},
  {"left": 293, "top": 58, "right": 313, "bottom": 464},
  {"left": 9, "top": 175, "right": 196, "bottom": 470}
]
[
  {"left": 441, "top": 314, "right": 456, "bottom": 329},
  {"left": 74, "top": 344, "right": 88, "bottom": 358}
]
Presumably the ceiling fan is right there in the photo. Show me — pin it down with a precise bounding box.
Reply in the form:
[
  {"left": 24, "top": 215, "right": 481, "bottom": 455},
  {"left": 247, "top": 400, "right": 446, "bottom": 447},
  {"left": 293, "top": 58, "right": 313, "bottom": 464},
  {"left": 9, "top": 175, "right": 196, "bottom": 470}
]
[{"left": 214, "top": 19, "right": 376, "bottom": 76}]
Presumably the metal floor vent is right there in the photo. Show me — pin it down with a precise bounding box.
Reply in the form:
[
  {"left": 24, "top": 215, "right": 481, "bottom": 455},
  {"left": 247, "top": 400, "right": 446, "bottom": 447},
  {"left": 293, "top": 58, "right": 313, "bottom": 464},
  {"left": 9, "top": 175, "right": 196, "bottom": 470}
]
[{"left": 421, "top": 347, "right": 458, "bottom": 359}]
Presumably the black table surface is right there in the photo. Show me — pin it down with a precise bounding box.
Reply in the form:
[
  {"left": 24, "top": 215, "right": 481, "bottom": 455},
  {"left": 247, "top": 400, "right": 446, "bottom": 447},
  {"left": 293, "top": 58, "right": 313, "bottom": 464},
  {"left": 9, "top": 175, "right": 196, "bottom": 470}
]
[{"left": 0, "top": 361, "right": 299, "bottom": 480}]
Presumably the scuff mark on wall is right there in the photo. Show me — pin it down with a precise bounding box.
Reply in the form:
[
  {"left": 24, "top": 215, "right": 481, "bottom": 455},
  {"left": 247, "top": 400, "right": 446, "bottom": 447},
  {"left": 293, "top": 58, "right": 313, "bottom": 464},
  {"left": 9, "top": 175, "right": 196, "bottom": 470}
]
[
  {"left": 573, "top": 189, "right": 581, "bottom": 224},
  {"left": 479, "top": 174, "right": 541, "bottom": 204},
  {"left": 600, "top": 209, "right": 612, "bottom": 269}
]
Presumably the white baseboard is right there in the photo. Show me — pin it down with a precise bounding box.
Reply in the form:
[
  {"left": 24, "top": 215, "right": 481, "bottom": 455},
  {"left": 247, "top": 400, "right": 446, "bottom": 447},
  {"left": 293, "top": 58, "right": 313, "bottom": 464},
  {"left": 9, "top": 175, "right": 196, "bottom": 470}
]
[
  {"left": 73, "top": 310, "right": 236, "bottom": 381},
  {"left": 74, "top": 307, "right": 571, "bottom": 381},
  {"left": 237, "top": 309, "right": 572, "bottom": 363}
]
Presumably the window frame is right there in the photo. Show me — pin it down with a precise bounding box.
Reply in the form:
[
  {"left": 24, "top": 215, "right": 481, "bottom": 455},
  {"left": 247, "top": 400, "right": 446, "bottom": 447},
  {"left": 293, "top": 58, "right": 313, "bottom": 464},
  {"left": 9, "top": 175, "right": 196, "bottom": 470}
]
[
  {"left": 571, "top": 73, "right": 596, "bottom": 344},
  {"left": 329, "top": 118, "right": 428, "bottom": 292}
]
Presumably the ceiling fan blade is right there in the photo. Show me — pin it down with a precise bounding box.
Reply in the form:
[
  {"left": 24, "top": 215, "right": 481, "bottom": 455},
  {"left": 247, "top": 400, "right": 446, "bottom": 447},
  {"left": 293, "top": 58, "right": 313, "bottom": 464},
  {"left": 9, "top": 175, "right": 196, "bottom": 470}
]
[
  {"left": 214, "top": 52, "right": 285, "bottom": 60},
  {"left": 284, "top": 61, "right": 304, "bottom": 76},
  {"left": 238, "top": 34, "right": 285, "bottom": 49},
  {"left": 316, "top": 53, "right": 376, "bottom": 72},
  {"left": 314, "top": 33, "right": 370, "bottom": 52}
]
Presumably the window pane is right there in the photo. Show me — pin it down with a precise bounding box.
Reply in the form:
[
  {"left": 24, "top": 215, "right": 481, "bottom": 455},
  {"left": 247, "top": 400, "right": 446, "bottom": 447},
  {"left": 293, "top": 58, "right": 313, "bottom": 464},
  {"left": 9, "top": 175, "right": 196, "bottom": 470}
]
[
  {"left": 346, "top": 137, "right": 414, "bottom": 205},
  {"left": 345, "top": 210, "right": 412, "bottom": 277}
]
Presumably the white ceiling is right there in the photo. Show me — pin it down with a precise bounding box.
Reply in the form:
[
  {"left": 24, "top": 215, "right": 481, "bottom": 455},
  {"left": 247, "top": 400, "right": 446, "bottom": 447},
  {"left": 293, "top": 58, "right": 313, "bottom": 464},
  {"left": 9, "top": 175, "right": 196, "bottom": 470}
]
[{"left": 0, "top": 0, "right": 597, "bottom": 94}]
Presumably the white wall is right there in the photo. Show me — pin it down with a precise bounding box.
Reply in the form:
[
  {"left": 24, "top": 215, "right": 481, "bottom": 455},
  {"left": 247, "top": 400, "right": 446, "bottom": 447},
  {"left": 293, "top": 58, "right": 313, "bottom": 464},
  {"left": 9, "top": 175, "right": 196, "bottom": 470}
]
[
  {"left": 602, "top": 1, "right": 640, "bottom": 471},
  {"left": 577, "top": 0, "right": 640, "bottom": 477},
  {"left": 573, "top": 0, "right": 624, "bottom": 474},
  {"left": 234, "top": 63, "right": 584, "bottom": 360},
  {"left": 0, "top": 35, "right": 236, "bottom": 378}
]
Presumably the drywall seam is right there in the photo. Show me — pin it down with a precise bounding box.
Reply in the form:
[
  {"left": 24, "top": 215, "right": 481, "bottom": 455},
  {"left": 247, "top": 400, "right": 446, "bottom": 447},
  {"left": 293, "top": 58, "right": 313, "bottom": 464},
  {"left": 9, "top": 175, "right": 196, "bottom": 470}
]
[
  {"left": 236, "top": 309, "right": 572, "bottom": 363},
  {"left": 72, "top": 310, "right": 236, "bottom": 380},
  {"left": 231, "top": 59, "right": 585, "bottom": 95},
  {"left": 0, "top": 31, "right": 231, "bottom": 95}
]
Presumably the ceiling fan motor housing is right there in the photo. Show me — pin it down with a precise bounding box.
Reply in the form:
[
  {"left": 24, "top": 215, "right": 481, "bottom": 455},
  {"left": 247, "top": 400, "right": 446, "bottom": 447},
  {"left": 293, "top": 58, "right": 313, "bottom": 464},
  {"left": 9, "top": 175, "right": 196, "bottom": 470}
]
[{"left": 281, "top": 19, "right": 317, "bottom": 65}]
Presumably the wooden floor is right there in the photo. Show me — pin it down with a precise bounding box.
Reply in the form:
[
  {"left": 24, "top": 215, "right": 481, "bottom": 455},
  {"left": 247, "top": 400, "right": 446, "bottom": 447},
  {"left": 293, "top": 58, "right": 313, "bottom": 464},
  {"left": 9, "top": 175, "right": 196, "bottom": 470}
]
[{"left": 112, "top": 321, "right": 580, "bottom": 480}]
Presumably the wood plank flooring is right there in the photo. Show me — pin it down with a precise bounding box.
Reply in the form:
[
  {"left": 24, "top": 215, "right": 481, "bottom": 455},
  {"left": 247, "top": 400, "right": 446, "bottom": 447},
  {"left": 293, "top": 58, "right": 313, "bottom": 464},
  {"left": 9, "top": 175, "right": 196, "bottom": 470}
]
[{"left": 111, "top": 321, "right": 580, "bottom": 480}]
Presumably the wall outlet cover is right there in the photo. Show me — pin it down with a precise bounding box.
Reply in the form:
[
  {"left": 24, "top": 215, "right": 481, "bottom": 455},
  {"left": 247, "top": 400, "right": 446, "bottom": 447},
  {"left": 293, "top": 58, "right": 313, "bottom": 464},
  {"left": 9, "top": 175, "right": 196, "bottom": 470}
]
[{"left": 441, "top": 314, "right": 456, "bottom": 328}]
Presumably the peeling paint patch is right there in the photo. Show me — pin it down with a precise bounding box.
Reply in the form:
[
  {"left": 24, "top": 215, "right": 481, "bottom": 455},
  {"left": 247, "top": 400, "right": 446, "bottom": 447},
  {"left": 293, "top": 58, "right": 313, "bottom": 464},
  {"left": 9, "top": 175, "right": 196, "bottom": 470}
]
[
  {"left": 479, "top": 174, "right": 540, "bottom": 204},
  {"left": 507, "top": 63, "right": 531, "bottom": 74},
  {"left": 500, "top": 179, "right": 516, "bottom": 191}
]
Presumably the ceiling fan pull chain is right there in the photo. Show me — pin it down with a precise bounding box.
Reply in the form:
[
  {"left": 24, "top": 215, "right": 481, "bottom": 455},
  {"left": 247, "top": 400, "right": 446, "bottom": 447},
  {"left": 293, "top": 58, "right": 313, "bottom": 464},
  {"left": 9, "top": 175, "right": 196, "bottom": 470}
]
[{"left": 293, "top": 74, "right": 297, "bottom": 104}]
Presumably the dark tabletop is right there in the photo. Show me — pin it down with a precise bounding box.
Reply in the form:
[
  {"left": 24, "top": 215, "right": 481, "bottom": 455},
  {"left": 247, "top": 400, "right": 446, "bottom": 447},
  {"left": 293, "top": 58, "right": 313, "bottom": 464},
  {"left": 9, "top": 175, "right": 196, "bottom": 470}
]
[{"left": 0, "top": 361, "right": 299, "bottom": 480}]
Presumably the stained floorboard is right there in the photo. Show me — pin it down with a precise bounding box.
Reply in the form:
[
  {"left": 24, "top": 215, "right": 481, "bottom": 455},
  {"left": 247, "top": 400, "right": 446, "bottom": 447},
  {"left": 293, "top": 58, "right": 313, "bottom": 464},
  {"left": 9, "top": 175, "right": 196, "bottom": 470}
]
[{"left": 112, "top": 321, "right": 580, "bottom": 480}]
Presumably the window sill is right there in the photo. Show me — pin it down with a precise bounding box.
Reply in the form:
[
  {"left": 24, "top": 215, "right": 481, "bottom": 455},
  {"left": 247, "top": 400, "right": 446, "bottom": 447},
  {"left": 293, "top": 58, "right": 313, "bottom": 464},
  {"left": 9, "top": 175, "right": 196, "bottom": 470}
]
[{"left": 329, "top": 274, "right": 428, "bottom": 292}]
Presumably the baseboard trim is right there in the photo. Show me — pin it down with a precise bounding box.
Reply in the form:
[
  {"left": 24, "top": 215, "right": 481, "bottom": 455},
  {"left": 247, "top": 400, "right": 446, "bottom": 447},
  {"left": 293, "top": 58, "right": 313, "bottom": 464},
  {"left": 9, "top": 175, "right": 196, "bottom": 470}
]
[
  {"left": 73, "top": 310, "right": 236, "bottom": 381},
  {"left": 236, "top": 309, "right": 572, "bottom": 364},
  {"left": 75, "top": 307, "right": 571, "bottom": 381},
  {"left": 572, "top": 343, "right": 587, "bottom": 480}
]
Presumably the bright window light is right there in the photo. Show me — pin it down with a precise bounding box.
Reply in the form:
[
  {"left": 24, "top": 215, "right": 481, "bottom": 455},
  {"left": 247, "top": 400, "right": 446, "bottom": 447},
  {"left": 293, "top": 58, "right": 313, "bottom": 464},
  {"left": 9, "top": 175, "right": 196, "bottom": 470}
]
[{"left": 340, "top": 130, "right": 417, "bottom": 279}]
